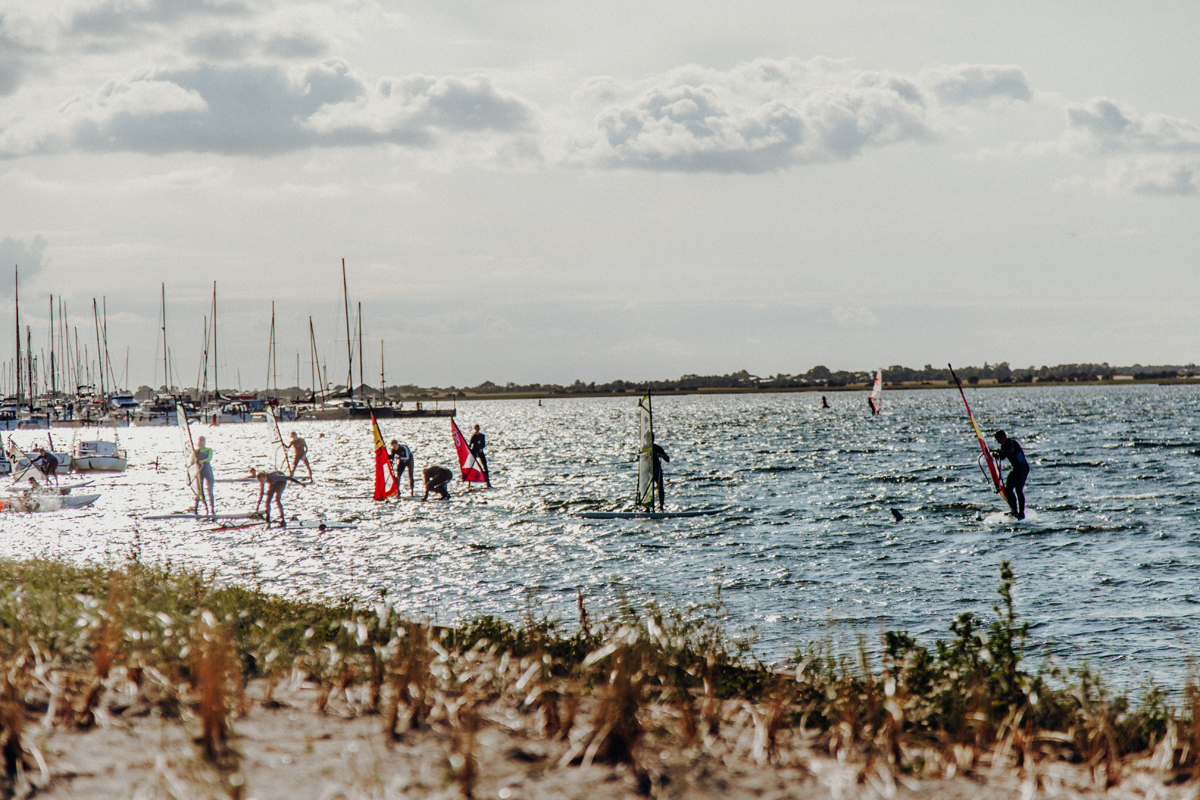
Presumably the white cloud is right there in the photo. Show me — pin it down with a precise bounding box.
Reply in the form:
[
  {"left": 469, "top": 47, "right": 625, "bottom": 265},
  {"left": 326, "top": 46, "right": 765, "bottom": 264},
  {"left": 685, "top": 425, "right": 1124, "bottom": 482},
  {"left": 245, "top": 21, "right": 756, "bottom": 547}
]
[
  {"left": 1090, "top": 156, "right": 1198, "bottom": 197},
  {"left": 831, "top": 306, "right": 879, "bottom": 327},
  {"left": 1060, "top": 97, "right": 1200, "bottom": 199},
  {"left": 573, "top": 58, "right": 936, "bottom": 173},
  {"left": 922, "top": 64, "right": 1032, "bottom": 106},
  {"left": 1067, "top": 97, "right": 1200, "bottom": 153},
  {"left": 0, "top": 59, "right": 537, "bottom": 159}
]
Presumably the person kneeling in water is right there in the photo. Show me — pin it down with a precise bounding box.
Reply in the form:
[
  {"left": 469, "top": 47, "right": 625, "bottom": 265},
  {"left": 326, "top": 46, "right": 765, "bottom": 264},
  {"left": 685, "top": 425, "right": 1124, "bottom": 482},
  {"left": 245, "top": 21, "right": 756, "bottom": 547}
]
[
  {"left": 422, "top": 465, "right": 453, "bottom": 501},
  {"left": 991, "top": 430, "right": 1029, "bottom": 520}
]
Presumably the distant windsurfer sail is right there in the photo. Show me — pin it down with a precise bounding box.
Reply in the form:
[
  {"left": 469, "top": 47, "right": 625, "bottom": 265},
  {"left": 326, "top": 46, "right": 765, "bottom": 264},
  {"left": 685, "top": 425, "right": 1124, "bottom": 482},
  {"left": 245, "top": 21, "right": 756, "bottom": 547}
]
[
  {"left": 868, "top": 370, "right": 882, "bottom": 415},
  {"left": 371, "top": 411, "right": 398, "bottom": 500},
  {"left": 948, "top": 364, "right": 1008, "bottom": 505},
  {"left": 451, "top": 419, "right": 488, "bottom": 485},
  {"left": 176, "top": 402, "right": 208, "bottom": 514},
  {"left": 636, "top": 392, "right": 656, "bottom": 509}
]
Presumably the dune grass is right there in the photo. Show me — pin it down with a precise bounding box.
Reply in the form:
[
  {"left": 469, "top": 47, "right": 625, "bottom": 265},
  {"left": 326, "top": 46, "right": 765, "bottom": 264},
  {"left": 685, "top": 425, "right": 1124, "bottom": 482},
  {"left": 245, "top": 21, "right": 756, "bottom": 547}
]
[{"left": 0, "top": 554, "right": 1195, "bottom": 796}]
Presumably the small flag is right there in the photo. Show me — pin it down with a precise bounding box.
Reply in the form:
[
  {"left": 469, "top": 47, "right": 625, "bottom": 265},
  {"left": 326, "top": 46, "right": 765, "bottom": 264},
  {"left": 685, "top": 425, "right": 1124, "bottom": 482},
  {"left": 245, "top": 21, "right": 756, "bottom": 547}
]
[
  {"left": 371, "top": 412, "right": 398, "bottom": 500},
  {"left": 451, "top": 419, "right": 487, "bottom": 483}
]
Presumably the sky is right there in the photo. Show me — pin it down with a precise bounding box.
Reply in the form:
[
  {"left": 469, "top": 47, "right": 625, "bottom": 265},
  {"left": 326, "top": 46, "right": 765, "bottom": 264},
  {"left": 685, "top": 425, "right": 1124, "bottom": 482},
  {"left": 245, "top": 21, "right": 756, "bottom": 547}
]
[{"left": 1, "top": 0, "right": 1197, "bottom": 391}]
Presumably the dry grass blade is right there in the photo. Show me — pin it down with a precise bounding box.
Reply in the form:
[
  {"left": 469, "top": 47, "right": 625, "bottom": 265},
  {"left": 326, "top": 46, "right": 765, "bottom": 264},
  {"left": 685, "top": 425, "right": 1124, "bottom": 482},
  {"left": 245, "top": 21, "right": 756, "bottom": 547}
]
[{"left": 189, "top": 614, "right": 237, "bottom": 768}]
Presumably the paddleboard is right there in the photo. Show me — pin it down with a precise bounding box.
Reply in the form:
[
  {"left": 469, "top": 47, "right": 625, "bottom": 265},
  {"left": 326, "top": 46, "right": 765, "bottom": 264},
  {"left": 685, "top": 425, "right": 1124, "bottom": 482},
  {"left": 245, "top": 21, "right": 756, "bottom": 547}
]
[{"left": 577, "top": 507, "right": 727, "bottom": 520}]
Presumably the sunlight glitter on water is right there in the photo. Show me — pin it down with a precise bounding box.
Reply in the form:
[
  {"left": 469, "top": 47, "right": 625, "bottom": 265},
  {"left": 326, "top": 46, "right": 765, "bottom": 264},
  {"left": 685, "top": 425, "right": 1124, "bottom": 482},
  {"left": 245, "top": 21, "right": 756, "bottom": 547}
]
[{"left": 2, "top": 384, "right": 1199, "bottom": 687}]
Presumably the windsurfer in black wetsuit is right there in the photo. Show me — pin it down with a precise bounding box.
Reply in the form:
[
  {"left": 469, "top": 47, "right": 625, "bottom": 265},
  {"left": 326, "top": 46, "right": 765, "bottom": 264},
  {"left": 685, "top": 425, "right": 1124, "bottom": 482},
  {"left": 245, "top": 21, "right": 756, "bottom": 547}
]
[
  {"left": 991, "top": 430, "right": 1029, "bottom": 520},
  {"left": 468, "top": 424, "right": 490, "bottom": 488},
  {"left": 651, "top": 442, "right": 669, "bottom": 511},
  {"left": 389, "top": 439, "right": 415, "bottom": 496}
]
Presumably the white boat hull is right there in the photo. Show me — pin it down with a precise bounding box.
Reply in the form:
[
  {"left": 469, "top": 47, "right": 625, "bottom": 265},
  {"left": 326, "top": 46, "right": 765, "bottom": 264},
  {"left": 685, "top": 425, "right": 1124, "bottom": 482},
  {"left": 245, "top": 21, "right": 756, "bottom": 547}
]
[{"left": 71, "top": 456, "right": 128, "bottom": 472}]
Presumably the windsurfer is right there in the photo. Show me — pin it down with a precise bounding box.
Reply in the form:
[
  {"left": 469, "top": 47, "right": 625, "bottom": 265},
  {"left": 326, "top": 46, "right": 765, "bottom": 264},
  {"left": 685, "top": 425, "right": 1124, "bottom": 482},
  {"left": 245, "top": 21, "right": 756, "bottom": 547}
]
[
  {"left": 286, "top": 431, "right": 313, "bottom": 482},
  {"left": 33, "top": 447, "right": 59, "bottom": 485},
  {"left": 192, "top": 436, "right": 215, "bottom": 515},
  {"left": 821, "top": 396, "right": 830, "bottom": 409},
  {"left": 991, "top": 431, "right": 1029, "bottom": 520},
  {"left": 468, "top": 424, "right": 491, "bottom": 487},
  {"left": 252, "top": 469, "right": 300, "bottom": 526},
  {"left": 651, "top": 442, "right": 670, "bottom": 511},
  {"left": 422, "top": 465, "right": 453, "bottom": 501},
  {"left": 389, "top": 440, "right": 415, "bottom": 496}
]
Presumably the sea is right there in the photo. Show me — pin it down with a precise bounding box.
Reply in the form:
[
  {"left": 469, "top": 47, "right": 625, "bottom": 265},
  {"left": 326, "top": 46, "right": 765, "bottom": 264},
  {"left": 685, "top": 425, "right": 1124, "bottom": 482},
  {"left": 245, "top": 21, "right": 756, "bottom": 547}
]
[{"left": 3, "top": 384, "right": 1199, "bottom": 692}]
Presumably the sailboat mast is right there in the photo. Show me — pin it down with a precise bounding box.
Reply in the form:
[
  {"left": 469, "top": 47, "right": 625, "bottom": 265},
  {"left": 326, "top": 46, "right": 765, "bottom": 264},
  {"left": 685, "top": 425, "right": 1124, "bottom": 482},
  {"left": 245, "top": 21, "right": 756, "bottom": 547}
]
[
  {"left": 341, "top": 258, "right": 352, "bottom": 400},
  {"left": 308, "top": 316, "right": 317, "bottom": 401},
  {"left": 49, "top": 295, "right": 56, "bottom": 399},
  {"left": 380, "top": 339, "right": 385, "bottom": 399},
  {"left": 357, "top": 302, "right": 364, "bottom": 400},
  {"left": 102, "top": 297, "right": 114, "bottom": 392},
  {"left": 211, "top": 282, "right": 218, "bottom": 399},
  {"left": 93, "top": 299, "right": 105, "bottom": 397},
  {"left": 14, "top": 266, "right": 20, "bottom": 405},
  {"left": 160, "top": 284, "right": 168, "bottom": 392},
  {"left": 266, "top": 301, "right": 276, "bottom": 398}
]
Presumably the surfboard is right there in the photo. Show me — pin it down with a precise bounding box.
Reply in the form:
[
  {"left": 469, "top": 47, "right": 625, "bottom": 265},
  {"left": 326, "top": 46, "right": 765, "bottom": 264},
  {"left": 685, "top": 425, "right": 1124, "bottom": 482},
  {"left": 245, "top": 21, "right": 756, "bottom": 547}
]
[{"left": 577, "top": 507, "right": 727, "bottom": 520}]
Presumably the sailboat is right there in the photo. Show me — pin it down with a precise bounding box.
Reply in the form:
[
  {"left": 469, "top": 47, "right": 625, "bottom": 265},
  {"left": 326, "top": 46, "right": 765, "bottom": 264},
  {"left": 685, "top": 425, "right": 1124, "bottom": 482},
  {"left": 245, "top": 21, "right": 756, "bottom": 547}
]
[
  {"left": 70, "top": 418, "right": 128, "bottom": 472},
  {"left": 868, "top": 370, "right": 882, "bottom": 415},
  {"left": 578, "top": 391, "right": 726, "bottom": 520}
]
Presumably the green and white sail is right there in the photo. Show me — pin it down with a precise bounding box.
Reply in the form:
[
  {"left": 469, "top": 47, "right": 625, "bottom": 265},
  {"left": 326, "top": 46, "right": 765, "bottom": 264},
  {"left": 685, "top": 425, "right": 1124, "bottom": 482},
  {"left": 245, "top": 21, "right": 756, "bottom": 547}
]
[{"left": 636, "top": 392, "right": 655, "bottom": 508}]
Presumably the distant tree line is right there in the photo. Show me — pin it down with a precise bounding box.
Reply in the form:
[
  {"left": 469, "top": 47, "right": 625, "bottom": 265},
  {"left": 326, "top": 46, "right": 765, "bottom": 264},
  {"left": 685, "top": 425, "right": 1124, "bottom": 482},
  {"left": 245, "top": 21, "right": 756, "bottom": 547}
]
[{"left": 137, "top": 362, "right": 1197, "bottom": 399}]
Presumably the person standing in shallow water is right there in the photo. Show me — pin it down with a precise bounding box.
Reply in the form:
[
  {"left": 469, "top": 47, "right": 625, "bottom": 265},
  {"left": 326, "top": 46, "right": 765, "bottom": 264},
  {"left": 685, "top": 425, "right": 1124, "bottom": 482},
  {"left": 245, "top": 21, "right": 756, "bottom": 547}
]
[
  {"left": 468, "top": 424, "right": 490, "bottom": 487},
  {"left": 192, "top": 436, "right": 215, "bottom": 515},
  {"left": 991, "top": 430, "right": 1029, "bottom": 519}
]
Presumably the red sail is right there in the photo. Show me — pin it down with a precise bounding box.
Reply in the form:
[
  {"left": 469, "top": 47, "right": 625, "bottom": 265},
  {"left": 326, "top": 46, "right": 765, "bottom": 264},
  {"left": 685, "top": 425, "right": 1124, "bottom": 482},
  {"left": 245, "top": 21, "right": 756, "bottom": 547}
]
[
  {"left": 372, "top": 412, "right": 398, "bottom": 500},
  {"left": 451, "top": 419, "right": 488, "bottom": 483}
]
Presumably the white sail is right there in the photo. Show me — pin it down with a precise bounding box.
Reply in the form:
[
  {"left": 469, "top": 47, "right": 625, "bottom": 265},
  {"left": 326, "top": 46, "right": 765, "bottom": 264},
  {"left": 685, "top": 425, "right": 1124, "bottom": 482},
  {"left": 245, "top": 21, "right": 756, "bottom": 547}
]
[
  {"left": 176, "top": 402, "right": 203, "bottom": 506},
  {"left": 636, "top": 393, "right": 655, "bottom": 508},
  {"left": 869, "top": 370, "right": 882, "bottom": 414}
]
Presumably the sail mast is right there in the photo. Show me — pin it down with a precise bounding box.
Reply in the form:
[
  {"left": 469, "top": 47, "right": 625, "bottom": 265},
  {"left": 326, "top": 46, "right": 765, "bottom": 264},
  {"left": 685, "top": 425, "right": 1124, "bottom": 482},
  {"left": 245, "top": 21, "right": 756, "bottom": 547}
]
[
  {"left": 357, "top": 302, "right": 364, "bottom": 401},
  {"left": 14, "top": 266, "right": 20, "bottom": 405},
  {"left": 93, "top": 299, "right": 105, "bottom": 398},
  {"left": 211, "top": 282, "right": 218, "bottom": 399},
  {"left": 341, "top": 258, "right": 352, "bottom": 400},
  {"left": 49, "top": 295, "right": 56, "bottom": 399}
]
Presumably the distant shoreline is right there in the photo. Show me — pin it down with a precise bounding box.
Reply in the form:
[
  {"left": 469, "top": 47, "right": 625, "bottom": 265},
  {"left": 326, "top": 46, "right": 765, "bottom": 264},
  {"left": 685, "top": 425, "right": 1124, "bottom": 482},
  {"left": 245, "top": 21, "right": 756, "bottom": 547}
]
[{"left": 400, "top": 375, "right": 1200, "bottom": 403}]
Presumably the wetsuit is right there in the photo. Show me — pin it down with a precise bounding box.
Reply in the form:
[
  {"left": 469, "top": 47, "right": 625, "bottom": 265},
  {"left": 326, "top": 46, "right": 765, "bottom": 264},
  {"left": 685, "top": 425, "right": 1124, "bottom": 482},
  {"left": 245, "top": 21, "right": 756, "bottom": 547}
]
[
  {"left": 390, "top": 443, "right": 415, "bottom": 496},
  {"left": 35, "top": 453, "right": 59, "bottom": 484},
  {"left": 423, "top": 465, "right": 453, "bottom": 500},
  {"left": 194, "top": 446, "right": 215, "bottom": 514},
  {"left": 994, "top": 438, "right": 1029, "bottom": 519},
  {"left": 651, "top": 443, "right": 670, "bottom": 511},
  {"left": 468, "top": 430, "right": 490, "bottom": 485},
  {"left": 257, "top": 471, "right": 300, "bottom": 526}
]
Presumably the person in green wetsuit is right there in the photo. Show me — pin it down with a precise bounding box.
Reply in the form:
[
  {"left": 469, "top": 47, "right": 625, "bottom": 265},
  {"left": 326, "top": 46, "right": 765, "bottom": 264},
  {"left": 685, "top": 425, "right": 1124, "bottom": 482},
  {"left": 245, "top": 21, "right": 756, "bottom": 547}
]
[{"left": 192, "top": 436, "right": 215, "bottom": 515}]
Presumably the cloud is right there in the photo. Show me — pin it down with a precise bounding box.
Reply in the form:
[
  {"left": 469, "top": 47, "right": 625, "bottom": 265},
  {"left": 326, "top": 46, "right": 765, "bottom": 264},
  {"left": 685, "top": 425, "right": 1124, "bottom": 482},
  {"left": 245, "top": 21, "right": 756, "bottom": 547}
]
[
  {"left": 1058, "top": 98, "right": 1200, "bottom": 199},
  {"left": 923, "top": 64, "right": 1032, "bottom": 106},
  {"left": 0, "top": 235, "right": 49, "bottom": 289},
  {"left": 263, "top": 32, "right": 327, "bottom": 59},
  {"left": 0, "top": 60, "right": 537, "bottom": 158},
  {"left": 186, "top": 29, "right": 328, "bottom": 61},
  {"left": 831, "top": 306, "right": 879, "bottom": 327},
  {"left": 1067, "top": 97, "right": 1200, "bottom": 153},
  {"left": 575, "top": 58, "right": 937, "bottom": 173},
  {"left": 185, "top": 30, "right": 257, "bottom": 60},
  {"left": 0, "top": 15, "right": 40, "bottom": 96},
  {"left": 68, "top": 0, "right": 249, "bottom": 38},
  {"left": 1090, "top": 156, "right": 1198, "bottom": 197}
]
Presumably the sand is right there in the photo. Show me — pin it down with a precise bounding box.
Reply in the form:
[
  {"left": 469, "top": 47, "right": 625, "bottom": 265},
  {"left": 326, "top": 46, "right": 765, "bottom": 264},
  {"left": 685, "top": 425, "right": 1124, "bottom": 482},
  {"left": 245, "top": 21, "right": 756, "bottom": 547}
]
[{"left": 8, "top": 671, "right": 1195, "bottom": 800}]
